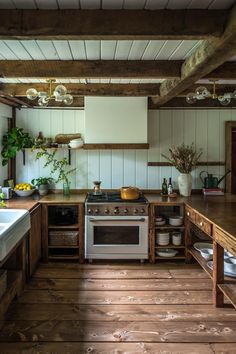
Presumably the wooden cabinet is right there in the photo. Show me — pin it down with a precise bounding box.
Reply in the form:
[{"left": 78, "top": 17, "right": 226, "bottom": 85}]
[
  {"left": 195, "top": 212, "right": 212, "bottom": 237},
  {"left": 185, "top": 205, "right": 196, "bottom": 223},
  {"left": 42, "top": 203, "right": 84, "bottom": 263},
  {"left": 149, "top": 203, "right": 186, "bottom": 263},
  {"left": 29, "top": 205, "right": 41, "bottom": 277}
]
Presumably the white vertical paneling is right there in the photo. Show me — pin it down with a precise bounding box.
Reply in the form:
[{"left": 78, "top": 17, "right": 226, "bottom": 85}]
[
  {"left": 16, "top": 108, "right": 236, "bottom": 191},
  {"left": 100, "top": 150, "right": 112, "bottom": 188},
  {"left": 195, "top": 110, "right": 208, "bottom": 189},
  {"left": 111, "top": 150, "right": 124, "bottom": 189},
  {"left": 87, "top": 151, "right": 100, "bottom": 188}
]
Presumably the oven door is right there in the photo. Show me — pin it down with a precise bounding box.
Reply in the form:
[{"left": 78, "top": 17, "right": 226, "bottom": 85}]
[{"left": 85, "top": 215, "right": 148, "bottom": 259}]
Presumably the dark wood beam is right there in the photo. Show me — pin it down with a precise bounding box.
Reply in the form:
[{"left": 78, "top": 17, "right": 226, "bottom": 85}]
[
  {"left": 152, "top": 4, "right": 236, "bottom": 106},
  {"left": 0, "top": 60, "right": 181, "bottom": 79},
  {"left": 0, "top": 60, "right": 236, "bottom": 80},
  {"left": 0, "top": 83, "right": 161, "bottom": 97},
  {"left": 149, "top": 97, "right": 236, "bottom": 109},
  {"left": 0, "top": 93, "right": 32, "bottom": 107},
  {"left": 0, "top": 96, "right": 19, "bottom": 107},
  {"left": 0, "top": 9, "right": 227, "bottom": 40}
]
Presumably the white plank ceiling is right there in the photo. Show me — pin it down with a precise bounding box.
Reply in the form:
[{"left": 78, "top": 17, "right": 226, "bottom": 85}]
[{"left": 0, "top": 0, "right": 235, "bottom": 10}]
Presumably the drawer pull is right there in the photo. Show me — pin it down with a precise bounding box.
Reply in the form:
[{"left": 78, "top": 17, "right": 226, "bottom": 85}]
[
  {"left": 199, "top": 222, "right": 203, "bottom": 227},
  {"left": 187, "top": 212, "right": 190, "bottom": 216}
]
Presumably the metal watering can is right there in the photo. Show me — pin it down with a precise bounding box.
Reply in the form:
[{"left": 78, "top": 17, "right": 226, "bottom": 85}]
[{"left": 200, "top": 170, "right": 231, "bottom": 189}]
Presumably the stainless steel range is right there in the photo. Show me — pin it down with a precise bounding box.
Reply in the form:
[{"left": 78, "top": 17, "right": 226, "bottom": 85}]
[{"left": 85, "top": 192, "right": 149, "bottom": 261}]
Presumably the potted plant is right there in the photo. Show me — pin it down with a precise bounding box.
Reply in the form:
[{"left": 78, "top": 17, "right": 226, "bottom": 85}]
[
  {"left": 33, "top": 147, "right": 76, "bottom": 195},
  {"left": 31, "top": 177, "right": 54, "bottom": 196},
  {"left": 162, "top": 143, "right": 202, "bottom": 196},
  {"left": 1, "top": 127, "right": 33, "bottom": 166}
]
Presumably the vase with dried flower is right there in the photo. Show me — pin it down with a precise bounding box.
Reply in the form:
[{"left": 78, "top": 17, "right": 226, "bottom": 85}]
[{"left": 162, "top": 143, "right": 202, "bottom": 196}]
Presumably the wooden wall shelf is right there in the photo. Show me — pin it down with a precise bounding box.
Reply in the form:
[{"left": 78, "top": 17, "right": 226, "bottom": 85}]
[
  {"left": 83, "top": 143, "right": 149, "bottom": 150},
  {"left": 148, "top": 161, "right": 225, "bottom": 167}
]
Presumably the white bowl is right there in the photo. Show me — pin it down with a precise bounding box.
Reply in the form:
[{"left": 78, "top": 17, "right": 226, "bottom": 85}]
[
  {"left": 200, "top": 248, "right": 213, "bottom": 261},
  {"left": 69, "top": 141, "right": 83, "bottom": 148},
  {"left": 155, "top": 220, "right": 166, "bottom": 226},
  {"left": 156, "top": 248, "right": 178, "bottom": 257},
  {"left": 14, "top": 189, "right": 35, "bottom": 197},
  {"left": 194, "top": 242, "right": 213, "bottom": 252},
  {"left": 169, "top": 216, "right": 183, "bottom": 226},
  {"left": 224, "top": 258, "right": 236, "bottom": 274}
]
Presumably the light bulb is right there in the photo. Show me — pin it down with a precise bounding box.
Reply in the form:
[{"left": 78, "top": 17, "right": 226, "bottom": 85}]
[
  {"left": 38, "top": 91, "right": 47, "bottom": 98},
  {"left": 26, "top": 88, "right": 38, "bottom": 100},
  {"left": 218, "top": 96, "right": 231, "bottom": 106},
  {"left": 186, "top": 92, "right": 197, "bottom": 104},
  {"left": 195, "top": 86, "right": 210, "bottom": 98},
  {"left": 63, "top": 94, "right": 73, "bottom": 105},
  {"left": 54, "top": 85, "right": 67, "bottom": 97},
  {"left": 54, "top": 94, "right": 64, "bottom": 102},
  {"left": 38, "top": 97, "right": 49, "bottom": 106},
  {"left": 232, "top": 90, "right": 236, "bottom": 100}
]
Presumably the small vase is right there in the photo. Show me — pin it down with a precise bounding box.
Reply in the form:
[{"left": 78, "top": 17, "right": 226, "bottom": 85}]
[
  {"left": 63, "top": 181, "right": 71, "bottom": 196},
  {"left": 178, "top": 173, "right": 192, "bottom": 197},
  {"left": 38, "top": 184, "right": 49, "bottom": 196}
]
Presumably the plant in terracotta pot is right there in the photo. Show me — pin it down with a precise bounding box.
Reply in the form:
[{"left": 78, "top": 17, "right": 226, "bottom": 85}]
[
  {"left": 31, "top": 177, "right": 54, "bottom": 196},
  {"left": 33, "top": 147, "right": 76, "bottom": 195},
  {"left": 162, "top": 143, "right": 202, "bottom": 196}
]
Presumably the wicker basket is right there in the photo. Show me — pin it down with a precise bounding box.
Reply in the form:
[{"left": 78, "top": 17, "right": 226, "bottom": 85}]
[
  {"left": 0, "top": 269, "right": 7, "bottom": 299},
  {"left": 49, "top": 231, "right": 78, "bottom": 246},
  {"left": 55, "top": 134, "right": 81, "bottom": 144}
]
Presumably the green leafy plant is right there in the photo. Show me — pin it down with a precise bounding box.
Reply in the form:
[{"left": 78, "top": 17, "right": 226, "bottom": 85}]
[
  {"left": 31, "top": 176, "right": 54, "bottom": 187},
  {"left": 33, "top": 147, "right": 76, "bottom": 186},
  {"left": 0, "top": 192, "right": 6, "bottom": 208},
  {"left": 1, "top": 127, "right": 33, "bottom": 166},
  {"left": 162, "top": 143, "right": 202, "bottom": 173}
]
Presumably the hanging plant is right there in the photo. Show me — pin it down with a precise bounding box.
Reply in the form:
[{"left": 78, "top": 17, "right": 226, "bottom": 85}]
[{"left": 1, "top": 127, "right": 33, "bottom": 166}]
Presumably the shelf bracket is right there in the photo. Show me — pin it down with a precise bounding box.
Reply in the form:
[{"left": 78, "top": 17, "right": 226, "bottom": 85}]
[{"left": 68, "top": 149, "right": 71, "bottom": 165}]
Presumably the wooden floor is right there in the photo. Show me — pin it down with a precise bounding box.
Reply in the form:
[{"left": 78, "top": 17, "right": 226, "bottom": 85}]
[{"left": 1, "top": 262, "right": 236, "bottom": 353}]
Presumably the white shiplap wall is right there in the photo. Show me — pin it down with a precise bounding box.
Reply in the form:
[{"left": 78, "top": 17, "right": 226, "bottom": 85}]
[
  {"left": 16, "top": 108, "right": 235, "bottom": 190},
  {"left": 0, "top": 103, "right": 13, "bottom": 185}
]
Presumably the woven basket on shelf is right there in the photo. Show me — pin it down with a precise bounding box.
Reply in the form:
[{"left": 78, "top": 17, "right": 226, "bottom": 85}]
[{"left": 49, "top": 231, "right": 78, "bottom": 246}]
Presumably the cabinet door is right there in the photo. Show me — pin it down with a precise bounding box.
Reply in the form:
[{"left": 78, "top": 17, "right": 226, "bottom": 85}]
[{"left": 29, "top": 205, "right": 41, "bottom": 276}]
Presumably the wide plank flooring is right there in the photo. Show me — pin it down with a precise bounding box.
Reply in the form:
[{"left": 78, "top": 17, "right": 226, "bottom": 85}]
[{"left": 1, "top": 262, "right": 236, "bottom": 354}]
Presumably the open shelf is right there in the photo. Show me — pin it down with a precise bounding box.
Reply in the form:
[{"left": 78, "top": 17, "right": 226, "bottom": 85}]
[
  {"left": 48, "top": 255, "right": 80, "bottom": 260},
  {"left": 155, "top": 225, "right": 185, "bottom": 230},
  {"left": 218, "top": 283, "right": 236, "bottom": 309},
  {"left": 48, "top": 224, "right": 79, "bottom": 229},
  {"left": 155, "top": 256, "right": 186, "bottom": 260},
  {"left": 155, "top": 245, "right": 185, "bottom": 249},
  {"left": 48, "top": 245, "right": 79, "bottom": 249},
  {"left": 188, "top": 247, "right": 213, "bottom": 279}
]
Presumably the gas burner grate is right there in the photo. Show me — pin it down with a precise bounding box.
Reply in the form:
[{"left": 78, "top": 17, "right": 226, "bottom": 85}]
[{"left": 86, "top": 191, "right": 148, "bottom": 203}]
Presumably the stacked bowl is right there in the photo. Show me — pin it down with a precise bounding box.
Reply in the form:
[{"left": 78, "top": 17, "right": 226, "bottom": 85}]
[{"left": 69, "top": 138, "right": 83, "bottom": 148}]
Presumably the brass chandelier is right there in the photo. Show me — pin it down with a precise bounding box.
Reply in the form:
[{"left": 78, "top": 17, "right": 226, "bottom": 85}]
[
  {"left": 26, "top": 79, "right": 73, "bottom": 106},
  {"left": 186, "top": 80, "right": 236, "bottom": 106}
]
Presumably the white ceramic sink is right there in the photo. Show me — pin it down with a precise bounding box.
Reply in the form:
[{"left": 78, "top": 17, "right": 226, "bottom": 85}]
[{"left": 0, "top": 209, "right": 30, "bottom": 262}]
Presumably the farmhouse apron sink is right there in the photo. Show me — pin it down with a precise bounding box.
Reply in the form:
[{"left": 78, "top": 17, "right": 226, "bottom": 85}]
[{"left": 0, "top": 209, "right": 30, "bottom": 261}]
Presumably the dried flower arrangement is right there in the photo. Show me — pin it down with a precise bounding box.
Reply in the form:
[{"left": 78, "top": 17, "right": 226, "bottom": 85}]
[{"left": 162, "top": 143, "right": 202, "bottom": 174}]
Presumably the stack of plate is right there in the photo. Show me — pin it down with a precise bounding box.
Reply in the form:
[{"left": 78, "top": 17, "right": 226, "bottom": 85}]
[
  {"left": 156, "top": 232, "right": 170, "bottom": 246},
  {"left": 155, "top": 217, "right": 166, "bottom": 226}
]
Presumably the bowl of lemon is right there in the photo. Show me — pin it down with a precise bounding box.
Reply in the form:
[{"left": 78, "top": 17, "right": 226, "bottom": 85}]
[{"left": 14, "top": 183, "right": 35, "bottom": 197}]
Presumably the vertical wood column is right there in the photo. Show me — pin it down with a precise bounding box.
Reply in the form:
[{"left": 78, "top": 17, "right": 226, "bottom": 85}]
[
  {"left": 41, "top": 204, "right": 49, "bottom": 262},
  {"left": 7, "top": 107, "right": 16, "bottom": 181},
  {"left": 213, "top": 240, "right": 224, "bottom": 307},
  {"left": 149, "top": 204, "right": 155, "bottom": 263},
  {"left": 79, "top": 203, "right": 84, "bottom": 263}
]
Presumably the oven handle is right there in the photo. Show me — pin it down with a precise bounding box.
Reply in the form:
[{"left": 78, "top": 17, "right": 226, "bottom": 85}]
[{"left": 89, "top": 218, "right": 146, "bottom": 222}]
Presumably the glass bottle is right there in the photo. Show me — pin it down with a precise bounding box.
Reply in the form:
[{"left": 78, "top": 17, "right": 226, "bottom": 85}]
[
  {"left": 63, "top": 181, "right": 71, "bottom": 196},
  {"left": 162, "top": 178, "right": 168, "bottom": 195},
  {"left": 168, "top": 177, "right": 173, "bottom": 195}
]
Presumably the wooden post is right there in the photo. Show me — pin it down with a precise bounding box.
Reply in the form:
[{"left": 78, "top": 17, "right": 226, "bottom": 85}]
[
  {"left": 7, "top": 107, "right": 16, "bottom": 181},
  {"left": 213, "top": 240, "right": 224, "bottom": 307}
]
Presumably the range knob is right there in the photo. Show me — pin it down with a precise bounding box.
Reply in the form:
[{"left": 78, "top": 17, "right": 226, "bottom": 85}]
[
  {"left": 133, "top": 208, "right": 138, "bottom": 214},
  {"left": 94, "top": 208, "right": 99, "bottom": 214},
  {"left": 87, "top": 208, "right": 92, "bottom": 214},
  {"left": 123, "top": 208, "right": 128, "bottom": 214},
  {"left": 140, "top": 208, "right": 145, "bottom": 214},
  {"left": 114, "top": 207, "right": 119, "bottom": 214},
  {"left": 104, "top": 208, "right": 109, "bottom": 214}
]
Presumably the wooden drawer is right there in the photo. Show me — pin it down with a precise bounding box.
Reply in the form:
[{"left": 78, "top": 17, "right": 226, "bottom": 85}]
[
  {"left": 185, "top": 205, "right": 196, "bottom": 223},
  {"left": 214, "top": 226, "right": 236, "bottom": 257},
  {"left": 195, "top": 212, "right": 212, "bottom": 236}
]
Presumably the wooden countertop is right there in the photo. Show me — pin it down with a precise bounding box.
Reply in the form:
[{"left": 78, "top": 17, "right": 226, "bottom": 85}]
[
  {"left": 3, "top": 196, "right": 40, "bottom": 211},
  {"left": 39, "top": 193, "right": 86, "bottom": 204},
  {"left": 146, "top": 192, "right": 236, "bottom": 241}
]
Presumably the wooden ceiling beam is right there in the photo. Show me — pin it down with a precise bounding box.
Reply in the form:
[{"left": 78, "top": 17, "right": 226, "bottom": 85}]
[
  {"left": 152, "top": 4, "right": 236, "bottom": 106},
  {"left": 0, "top": 60, "right": 181, "bottom": 79},
  {"left": 0, "top": 96, "right": 19, "bottom": 107},
  {"left": 0, "top": 60, "right": 236, "bottom": 80},
  {"left": 0, "top": 9, "right": 227, "bottom": 40},
  {"left": 0, "top": 83, "right": 161, "bottom": 97},
  {"left": 179, "top": 84, "right": 236, "bottom": 97},
  {"left": 19, "top": 97, "right": 84, "bottom": 108}
]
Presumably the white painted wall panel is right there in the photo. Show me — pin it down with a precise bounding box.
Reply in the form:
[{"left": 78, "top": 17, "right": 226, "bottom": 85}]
[{"left": 16, "top": 108, "right": 236, "bottom": 190}]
